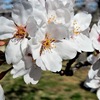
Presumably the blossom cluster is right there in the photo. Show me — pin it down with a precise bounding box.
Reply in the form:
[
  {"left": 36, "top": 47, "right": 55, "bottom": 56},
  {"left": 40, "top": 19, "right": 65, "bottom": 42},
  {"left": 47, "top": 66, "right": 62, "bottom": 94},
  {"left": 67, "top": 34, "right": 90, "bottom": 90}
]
[{"left": 0, "top": 0, "right": 100, "bottom": 99}]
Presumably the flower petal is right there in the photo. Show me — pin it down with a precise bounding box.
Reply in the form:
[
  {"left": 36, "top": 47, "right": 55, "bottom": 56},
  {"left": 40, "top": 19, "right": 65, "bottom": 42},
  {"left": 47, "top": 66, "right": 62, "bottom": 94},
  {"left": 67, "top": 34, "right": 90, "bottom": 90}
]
[
  {"left": 56, "top": 8, "right": 71, "bottom": 24},
  {"left": 74, "top": 33, "right": 94, "bottom": 52},
  {"left": 92, "top": 38, "right": 100, "bottom": 51},
  {"left": 68, "top": 38, "right": 81, "bottom": 52},
  {"left": 37, "top": 50, "right": 62, "bottom": 72},
  {"left": 92, "top": 59, "right": 100, "bottom": 71},
  {"left": 90, "top": 24, "right": 98, "bottom": 39},
  {"left": 5, "top": 39, "right": 22, "bottom": 64},
  {"left": 88, "top": 59, "right": 100, "bottom": 79},
  {"left": 0, "top": 17, "right": 16, "bottom": 39},
  {"left": 20, "top": 38, "right": 28, "bottom": 55},
  {"left": 90, "top": 24, "right": 100, "bottom": 51},
  {"left": 73, "top": 12, "right": 92, "bottom": 31},
  {"left": 38, "top": 0, "right": 45, "bottom": 7},
  {"left": 0, "top": 85, "right": 5, "bottom": 100},
  {"left": 11, "top": 68, "right": 28, "bottom": 78},
  {"left": 87, "top": 54, "right": 99, "bottom": 64},
  {"left": 85, "top": 79, "right": 100, "bottom": 89},
  {"left": 36, "top": 57, "right": 47, "bottom": 70},
  {"left": 54, "top": 39, "right": 77, "bottom": 60},
  {"left": 29, "top": 0, "right": 46, "bottom": 25},
  {"left": 24, "top": 66, "right": 42, "bottom": 84},
  {"left": 88, "top": 66, "right": 98, "bottom": 79},
  {"left": 26, "top": 16, "right": 39, "bottom": 37},
  {"left": 47, "top": 23, "right": 68, "bottom": 40},
  {"left": 97, "top": 88, "right": 100, "bottom": 100},
  {"left": 12, "top": 0, "right": 33, "bottom": 26},
  {"left": 30, "top": 42, "right": 42, "bottom": 60},
  {"left": 23, "top": 56, "right": 33, "bottom": 69},
  {"left": 11, "top": 59, "right": 27, "bottom": 78}
]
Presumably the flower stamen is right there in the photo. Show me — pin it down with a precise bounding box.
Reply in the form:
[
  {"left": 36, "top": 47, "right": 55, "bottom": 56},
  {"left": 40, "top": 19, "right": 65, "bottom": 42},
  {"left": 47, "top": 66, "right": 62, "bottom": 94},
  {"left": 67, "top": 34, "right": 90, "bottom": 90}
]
[
  {"left": 73, "top": 20, "right": 81, "bottom": 35},
  {"left": 40, "top": 34, "right": 56, "bottom": 55},
  {"left": 48, "top": 15, "right": 56, "bottom": 24},
  {"left": 14, "top": 25, "right": 28, "bottom": 39}
]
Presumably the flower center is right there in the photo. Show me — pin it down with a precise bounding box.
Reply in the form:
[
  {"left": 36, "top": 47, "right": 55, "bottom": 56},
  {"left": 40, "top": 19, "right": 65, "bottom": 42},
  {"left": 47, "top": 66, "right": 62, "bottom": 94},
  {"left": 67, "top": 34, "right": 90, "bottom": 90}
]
[
  {"left": 14, "top": 25, "right": 27, "bottom": 39},
  {"left": 73, "top": 20, "right": 80, "bottom": 35},
  {"left": 40, "top": 34, "right": 56, "bottom": 55},
  {"left": 48, "top": 15, "right": 56, "bottom": 24}
]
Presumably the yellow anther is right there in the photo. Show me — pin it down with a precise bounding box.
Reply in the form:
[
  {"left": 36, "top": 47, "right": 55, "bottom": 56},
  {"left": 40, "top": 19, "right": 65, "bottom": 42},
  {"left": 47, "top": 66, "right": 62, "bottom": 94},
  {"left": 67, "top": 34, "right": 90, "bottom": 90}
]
[
  {"left": 48, "top": 16, "right": 56, "bottom": 24},
  {"left": 40, "top": 33, "right": 56, "bottom": 55}
]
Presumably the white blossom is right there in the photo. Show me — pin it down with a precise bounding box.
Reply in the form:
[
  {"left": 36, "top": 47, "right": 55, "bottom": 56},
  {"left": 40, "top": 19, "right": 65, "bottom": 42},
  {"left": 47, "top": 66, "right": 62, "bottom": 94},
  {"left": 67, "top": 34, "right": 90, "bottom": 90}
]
[
  {"left": 89, "top": 20, "right": 100, "bottom": 51},
  {"left": 0, "top": 0, "right": 35, "bottom": 64},
  {"left": 68, "top": 12, "right": 94, "bottom": 52}
]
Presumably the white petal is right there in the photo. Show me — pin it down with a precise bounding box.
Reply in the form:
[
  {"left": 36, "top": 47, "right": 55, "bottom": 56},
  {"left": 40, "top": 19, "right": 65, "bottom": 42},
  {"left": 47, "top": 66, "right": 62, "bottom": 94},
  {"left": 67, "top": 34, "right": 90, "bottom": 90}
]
[
  {"left": 46, "top": 0, "right": 64, "bottom": 11},
  {"left": 24, "top": 66, "right": 42, "bottom": 84},
  {"left": 0, "top": 17, "right": 16, "bottom": 39},
  {"left": 12, "top": 0, "right": 33, "bottom": 26},
  {"left": 85, "top": 79, "right": 100, "bottom": 89},
  {"left": 68, "top": 38, "right": 81, "bottom": 52},
  {"left": 90, "top": 24, "right": 100, "bottom": 51},
  {"left": 0, "top": 34, "right": 15, "bottom": 40},
  {"left": 29, "top": 65, "right": 42, "bottom": 82},
  {"left": 38, "top": 0, "right": 45, "bottom": 7},
  {"left": 13, "top": 59, "right": 25, "bottom": 70},
  {"left": 26, "top": 16, "right": 38, "bottom": 37},
  {"left": 29, "top": 0, "right": 46, "bottom": 25},
  {"left": 0, "top": 85, "right": 5, "bottom": 100},
  {"left": 91, "top": 59, "right": 100, "bottom": 71},
  {"left": 73, "top": 12, "right": 92, "bottom": 31},
  {"left": 90, "top": 24, "right": 98, "bottom": 39},
  {"left": 11, "top": 59, "right": 29, "bottom": 78},
  {"left": 30, "top": 43, "right": 41, "bottom": 59},
  {"left": 23, "top": 56, "right": 33, "bottom": 69},
  {"left": 24, "top": 73, "right": 38, "bottom": 84},
  {"left": 97, "top": 88, "right": 100, "bottom": 100},
  {"left": 54, "top": 39, "right": 77, "bottom": 60},
  {"left": 88, "top": 59, "right": 100, "bottom": 79},
  {"left": 5, "top": 39, "right": 22, "bottom": 64},
  {"left": 56, "top": 8, "right": 71, "bottom": 24},
  {"left": 36, "top": 57, "right": 47, "bottom": 70},
  {"left": 47, "top": 23, "right": 68, "bottom": 40},
  {"left": 11, "top": 68, "right": 28, "bottom": 78},
  {"left": 37, "top": 50, "right": 62, "bottom": 72},
  {"left": 88, "top": 66, "right": 98, "bottom": 79},
  {"left": 92, "top": 38, "right": 100, "bottom": 51},
  {"left": 33, "top": 8, "right": 46, "bottom": 26},
  {"left": 20, "top": 38, "right": 28, "bottom": 55},
  {"left": 74, "top": 33, "right": 94, "bottom": 52},
  {"left": 35, "top": 29, "right": 45, "bottom": 42},
  {"left": 87, "top": 54, "right": 99, "bottom": 64}
]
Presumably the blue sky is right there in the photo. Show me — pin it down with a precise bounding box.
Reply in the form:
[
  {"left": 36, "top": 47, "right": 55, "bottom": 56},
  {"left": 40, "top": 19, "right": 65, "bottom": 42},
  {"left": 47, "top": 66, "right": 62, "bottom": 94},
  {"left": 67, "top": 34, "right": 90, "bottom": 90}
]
[
  {"left": 4, "top": 0, "right": 12, "bottom": 3},
  {"left": 1, "top": 0, "right": 13, "bottom": 9}
]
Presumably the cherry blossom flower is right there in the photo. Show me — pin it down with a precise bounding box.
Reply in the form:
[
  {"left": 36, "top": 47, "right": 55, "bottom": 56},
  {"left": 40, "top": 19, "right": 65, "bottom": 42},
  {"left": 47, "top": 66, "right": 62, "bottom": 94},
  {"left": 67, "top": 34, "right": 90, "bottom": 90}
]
[
  {"left": 85, "top": 59, "right": 100, "bottom": 100},
  {"left": 68, "top": 12, "right": 94, "bottom": 52},
  {"left": 27, "top": 16, "right": 77, "bottom": 72},
  {"left": 45, "top": 0, "right": 73, "bottom": 25},
  {"left": 29, "top": 0, "right": 73, "bottom": 27},
  {"left": 0, "top": 0, "right": 34, "bottom": 64},
  {"left": 43, "top": 1, "right": 93, "bottom": 53}
]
